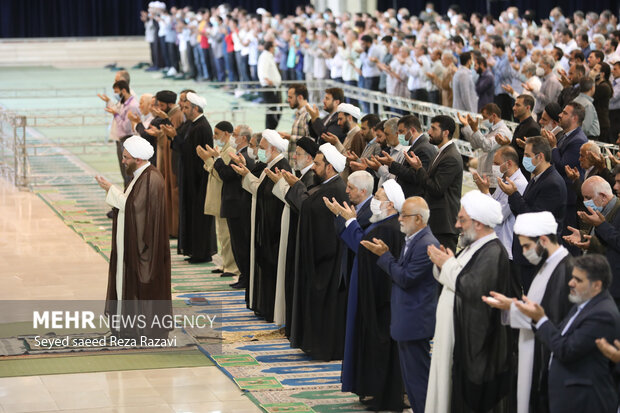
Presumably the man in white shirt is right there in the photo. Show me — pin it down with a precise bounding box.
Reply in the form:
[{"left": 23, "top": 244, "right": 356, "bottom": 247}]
[
  {"left": 257, "top": 41, "right": 282, "bottom": 129},
  {"left": 472, "top": 146, "right": 527, "bottom": 258},
  {"left": 458, "top": 103, "right": 511, "bottom": 184}
]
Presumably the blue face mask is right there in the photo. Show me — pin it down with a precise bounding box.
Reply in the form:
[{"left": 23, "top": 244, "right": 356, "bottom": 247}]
[
  {"left": 522, "top": 156, "right": 537, "bottom": 173},
  {"left": 398, "top": 133, "right": 409, "bottom": 146},
  {"left": 583, "top": 199, "right": 603, "bottom": 213},
  {"left": 257, "top": 148, "right": 269, "bottom": 163}
]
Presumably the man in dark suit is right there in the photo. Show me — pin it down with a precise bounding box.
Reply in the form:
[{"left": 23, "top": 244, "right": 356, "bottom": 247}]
[
  {"left": 475, "top": 56, "right": 495, "bottom": 111},
  {"left": 213, "top": 124, "right": 255, "bottom": 289},
  {"left": 362, "top": 196, "right": 439, "bottom": 413},
  {"left": 306, "top": 87, "right": 346, "bottom": 143},
  {"left": 403, "top": 115, "right": 463, "bottom": 252},
  {"left": 546, "top": 102, "right": 588, "bottom": 252},
  {"left": 507, "top": 94, "right": 541, "bottom": 179},
  {"left": 384, "top": 115, "right": 437, "bottom": 198},
  {"left": 498, "top": 136, "right": 567, "bottom": 290},
  {"left": 565, "top": 173, "right": 620, "bottom": 310},
  {"left": 515, "top": 254, "right": 620, "bottom": 413}
]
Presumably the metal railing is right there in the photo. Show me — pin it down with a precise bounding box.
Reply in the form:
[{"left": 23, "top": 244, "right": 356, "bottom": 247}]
[
  {"left": 4, "top": 79, "right": 618, "bottom": 190},
  {"left": 0, "top": 110, "right": 28, "bottom": 188}
]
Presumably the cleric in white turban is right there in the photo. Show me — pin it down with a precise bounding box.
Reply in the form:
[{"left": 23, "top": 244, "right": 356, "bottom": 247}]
[
  {"left": 425, "top": 191, "right": 517, "bottom": 413},
  {"left": 513, "top": 211, "right": 558, "bottom": 238},
  {"left": 319, "top": 143, "right": 346, "bottom": 173},
  {"left": 123, "top": 135, "right": 155, "bottom": 161},
  {"left": 186, "top": 92, "right": 207, "bottom": 109},
  {"left": 262, "top": 129, "right": 289, "bottom": 153},
  {"left": 490, "top": 213, "right": 571, "bottom": 413},
  {"left": 95, "top": 133, "right": 172, "bottom": 340},
  {"left": 381, "top": 179, "right": 405, "bottom": 212},
  {"left": 460, "top": 189, "right": 503, "bottom": 228}
]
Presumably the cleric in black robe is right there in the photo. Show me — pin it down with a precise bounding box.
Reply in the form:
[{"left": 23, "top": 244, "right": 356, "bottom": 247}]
[
  {"left": 427, "top": 190, "right": 519, "bottom": 413},
  {"left": 286, "top": 143, "right": 349, "bottom": 361},
  {"left": 232, "top": 130, "right": 291, "bottom": 322},
  {"left": 174, "top": 92, "right": 215, "bottom": 262},
  {"left": 327, "top": 179, "right": 406, "bottom": 411},
  {"left": 277, "top": 137, "right": 319, "bottom": 338},
  {"left": 96, "top": 136, "right": 172, "bottom": 340},
  {"left": 483, "top": 211, "right": 573, "bottom": 413}
]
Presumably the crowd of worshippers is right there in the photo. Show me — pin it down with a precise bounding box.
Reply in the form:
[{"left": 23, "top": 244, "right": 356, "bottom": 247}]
[
  {"left": 99, "top": 72, "right": 620, "bottom": 412},
  {"left": 139, "top": 2, "right": 620, "bottom": 143}
]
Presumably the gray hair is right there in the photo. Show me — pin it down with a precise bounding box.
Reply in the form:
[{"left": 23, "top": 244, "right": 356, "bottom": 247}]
[
  {"left": 522, "top": 62, "right": 537, "bottom": 76},
  {"left": 581, "top": 140, "right": 601, "bottom": 155},
  {"left": 384, "top": 117, "right": 399, "bottom": 135},
  {"left": 541, "top": 54, "right": 555, "bottom": 68},
  {"left": 117, "top": 69, "right": 130, "bottom": 83},
  {"left": 237, "top": 124, "right": 252, "bottom": 139},
  {"left": 348, "top": 171, "right": 374, "bottom": 196},
  {"left": 584, "top": 175, "right": 613, "bottom": 197},
  {"left": 441, "top": 50, "right": 455, "bottom": 61}
]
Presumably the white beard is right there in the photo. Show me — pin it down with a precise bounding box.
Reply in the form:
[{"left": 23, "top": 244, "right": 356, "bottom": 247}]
[{"left": 369, "top": 210, "right": 389, "bottom": 223}]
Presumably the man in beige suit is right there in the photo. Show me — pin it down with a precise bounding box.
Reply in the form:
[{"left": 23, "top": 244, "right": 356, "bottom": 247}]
[{"left": 196, "top": 120, "right": 240, "bottom": 278}]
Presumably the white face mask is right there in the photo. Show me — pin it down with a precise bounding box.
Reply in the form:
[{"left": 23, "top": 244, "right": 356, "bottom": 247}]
[
  {"left": 536, "top": 67, "right": 545, "bottom": 77},
  {"left": 523, "top": 246, "right": 543, "bottom": 265},
  {"left": 247, "top": 147, "right": 256, "bottom": 160},
  {"left": 229, "top": 138, "right": 238, "bottom": 150},
  {"left": 492, "top": 164, "right": 504, "bottom": 180},
  {"left": 370, "top": 198, "right": 384, "bottom": 215}
]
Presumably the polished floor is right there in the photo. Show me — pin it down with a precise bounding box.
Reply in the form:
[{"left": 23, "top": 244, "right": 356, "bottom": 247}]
[{"left": 0, "top": 179, "right": 260, "bottom": 413}]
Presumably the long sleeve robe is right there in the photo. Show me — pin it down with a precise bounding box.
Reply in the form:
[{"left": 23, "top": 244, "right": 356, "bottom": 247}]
[
  {"left": 503, "top": 250, "right": 572, "bottom": 413},
  {"left": 287, "top": 175, "right": 349, "bottom": 361},
  {"left": 241, "top": 154, "right": 291, "bottom": 322},
  {"left": 340, "top": 214, "right": 405, "bottom": 410},
  {"left": 105, "top": 164, "right": 172, "bottom": 339},
  {"left": 425, "top": 233, "right": 517, "bottom": 413}
]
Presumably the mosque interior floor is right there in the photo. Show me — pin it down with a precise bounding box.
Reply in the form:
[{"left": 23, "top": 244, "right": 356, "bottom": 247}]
[{"left": 0, "top": 65, "right": 273, "bottom": 413}]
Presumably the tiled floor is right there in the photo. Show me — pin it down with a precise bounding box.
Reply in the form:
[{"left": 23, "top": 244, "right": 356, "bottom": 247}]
[{"left": 0, "top": 180, "right": 260, "bottom": 413}]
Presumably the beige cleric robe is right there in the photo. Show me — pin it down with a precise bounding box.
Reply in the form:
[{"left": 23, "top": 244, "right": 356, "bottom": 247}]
[
  {"left": 242, "top": 153, "right": 286, "bottom": 308},
  {"left": 425, "top": 233, "right": 498, "bottom": 413},
  {"left": 271, "top": 178, "right": 292, "bottom": 326},
  {"left": 105, "top": 162, "right": 151, "bottom": 309},
  {"left": 203, "top": 141, "right": 239, "bottom": 274},
  {"left": 156, "top": 105, "right": 183, "bottom": 237}
]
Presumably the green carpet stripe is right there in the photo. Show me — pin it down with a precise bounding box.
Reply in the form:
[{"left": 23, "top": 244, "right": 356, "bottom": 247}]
[{"left": 0, "top": 350, "right": 213, "bottom": 377}]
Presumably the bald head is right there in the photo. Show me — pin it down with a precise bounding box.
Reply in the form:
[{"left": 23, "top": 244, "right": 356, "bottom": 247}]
[
  {"left": 579, "top": 141, "right": 602, "bottom": 169},
  {"left": 582, "top": 176, "right": 614, "bottom": 208},
  {"left": 399, "top": 196, "right": 430, "bottom": 236}
]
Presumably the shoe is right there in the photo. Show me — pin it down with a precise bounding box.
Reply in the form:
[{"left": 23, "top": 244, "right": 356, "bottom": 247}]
[
  {"left": 145, "top": 66, "right": 160, "bottom": 72},
  {"left": 188, "top": 257, "right": 210, "bottom": 264},
  {"left": 230, "top": 281, "right": 247, "bottom": 289},
  {"left": 104, "top": 62, "right": 117, "bottom": 69},
  {"left": 220, "top": 272, "right": 235, "bottom": 277},
  {"left": 106, "top": 210, "right": 114, "bottom": 219},
  {"left": 212, "top": 269, "right": 224, "bottom": 273}
]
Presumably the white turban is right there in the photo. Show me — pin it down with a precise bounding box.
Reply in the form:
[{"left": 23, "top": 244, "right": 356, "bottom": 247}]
[
  {"left": 513, "top": 212, "right": 558, "bottom": 237},
  {"left": 336, "top": 103, "right": 361, "bottom": 120},
  {"left": 187, "top": 92, "right": 206, "bottom": 109},
  {"left": 262, "top": 129, "right": 289, "bottom": 153},
  {"left": 319, "top": 143, "right": 346, "bottom": 173},
  {"left": 381, "top": 179, "right": 405, "bottom": 212},
  {"left": 123, "top": 135, "right": 154, "bottom": 160},
  {"left": 461, "top": 190, "right": 503, "bottom": 228}
]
